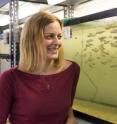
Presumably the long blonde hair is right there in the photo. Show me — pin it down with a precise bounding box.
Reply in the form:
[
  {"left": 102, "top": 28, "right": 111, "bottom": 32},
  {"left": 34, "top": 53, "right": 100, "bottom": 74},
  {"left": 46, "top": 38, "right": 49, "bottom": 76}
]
[{"left": 19, "top": 11, "right": 64, "bottom": 72}]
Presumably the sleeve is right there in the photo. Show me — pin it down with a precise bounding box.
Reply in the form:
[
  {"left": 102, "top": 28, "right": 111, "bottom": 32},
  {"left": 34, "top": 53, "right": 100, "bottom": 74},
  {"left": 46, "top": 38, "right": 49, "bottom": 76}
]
[
  {"left": 0, "top": 71, "right": 13, "bottom": 124},
  {"left": 71, "top": 63, "right": 80, "bottom": 106}
]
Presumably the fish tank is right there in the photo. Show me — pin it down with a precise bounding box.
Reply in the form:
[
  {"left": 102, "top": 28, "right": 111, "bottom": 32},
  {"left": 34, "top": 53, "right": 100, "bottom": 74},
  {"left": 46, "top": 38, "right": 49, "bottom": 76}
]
[{"left": 62, "top": 8, "right": 117, "bottom": 123}]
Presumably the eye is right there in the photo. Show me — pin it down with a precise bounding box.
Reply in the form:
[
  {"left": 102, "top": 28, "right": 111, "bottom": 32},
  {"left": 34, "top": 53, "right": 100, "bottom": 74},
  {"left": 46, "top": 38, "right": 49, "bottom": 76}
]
[
  {"left": 57, "top": 35, "right": 62, "bottom": 40},
  {"left": 44, "top": 34, "right": 54, "bottom": 40},
  {"left": 44, "top": 33, "right": 62, "bottom": 40}
]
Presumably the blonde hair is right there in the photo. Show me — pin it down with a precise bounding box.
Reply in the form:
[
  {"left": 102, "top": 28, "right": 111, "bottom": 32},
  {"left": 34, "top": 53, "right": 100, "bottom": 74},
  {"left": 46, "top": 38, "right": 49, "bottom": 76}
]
[{"left": 19, "top": 11, "right": 64, "bottom": 72}]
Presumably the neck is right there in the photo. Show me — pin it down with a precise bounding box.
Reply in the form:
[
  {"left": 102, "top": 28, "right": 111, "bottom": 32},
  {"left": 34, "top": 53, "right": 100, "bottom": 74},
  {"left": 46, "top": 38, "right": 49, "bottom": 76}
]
[
  {"left": 18, "top": 59, "right": 63, "bottom": 75},
  {"left": 38, "top": 59, "right": 63, "bottom": 75},
  {"left": 42, "top": 60, "right": 55, "bottom": 73}
]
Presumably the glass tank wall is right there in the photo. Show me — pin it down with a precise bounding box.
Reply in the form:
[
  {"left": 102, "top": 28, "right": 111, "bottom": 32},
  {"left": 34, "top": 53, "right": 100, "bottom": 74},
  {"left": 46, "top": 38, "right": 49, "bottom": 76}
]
[{"left": 63, "top": 16, "right": 117, "bottom": 106}]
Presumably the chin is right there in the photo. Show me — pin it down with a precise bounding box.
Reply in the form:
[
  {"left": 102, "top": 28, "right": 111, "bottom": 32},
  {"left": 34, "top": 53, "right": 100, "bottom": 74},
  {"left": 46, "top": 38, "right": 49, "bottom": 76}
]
[{"left": 48, "top": 54, "right": 58, "bottom": 60}]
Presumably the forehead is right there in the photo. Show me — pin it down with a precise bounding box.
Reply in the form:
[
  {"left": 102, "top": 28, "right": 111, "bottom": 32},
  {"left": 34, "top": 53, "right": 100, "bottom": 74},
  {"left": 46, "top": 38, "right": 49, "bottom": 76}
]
[{"left": 44, "top": 21, "right": 62, "bottom": 33}]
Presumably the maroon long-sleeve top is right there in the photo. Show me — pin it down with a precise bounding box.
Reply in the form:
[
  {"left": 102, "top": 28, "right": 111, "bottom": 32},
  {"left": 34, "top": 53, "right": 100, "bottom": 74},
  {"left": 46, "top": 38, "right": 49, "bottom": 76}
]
[{"left": 0, "top": 61, "right": 80, "bottom": 124}]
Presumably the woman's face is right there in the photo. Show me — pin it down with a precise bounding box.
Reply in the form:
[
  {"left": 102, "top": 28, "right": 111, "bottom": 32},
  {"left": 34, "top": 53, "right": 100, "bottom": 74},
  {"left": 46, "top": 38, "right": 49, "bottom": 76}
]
[{"left": 43, "top": 21, "right": 62, "bottom": 60}]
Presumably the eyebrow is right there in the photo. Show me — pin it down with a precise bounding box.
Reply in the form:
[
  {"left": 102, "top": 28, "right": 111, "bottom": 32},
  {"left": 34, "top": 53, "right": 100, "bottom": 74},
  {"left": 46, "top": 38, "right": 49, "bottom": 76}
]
[
  {"left": 44, "top": 33, "right": 62, "bottom": 35},
  {"left": 44, "top": 33, "right": 53, "bottom": 34}
]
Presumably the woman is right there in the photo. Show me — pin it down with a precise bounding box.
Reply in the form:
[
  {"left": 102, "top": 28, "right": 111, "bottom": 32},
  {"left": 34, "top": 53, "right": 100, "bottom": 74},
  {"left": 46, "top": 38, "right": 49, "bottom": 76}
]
[{"left": 0, "top": 11, "right": 80, "bottom": 124}]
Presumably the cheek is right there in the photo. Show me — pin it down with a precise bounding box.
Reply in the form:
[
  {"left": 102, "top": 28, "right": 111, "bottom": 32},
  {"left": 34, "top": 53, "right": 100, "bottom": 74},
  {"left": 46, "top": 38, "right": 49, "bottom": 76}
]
[
  {"left": 59, "top": 40, "right": 62, "bottom": 45},
  {"left": 43, "top": 40, "right": 52, "bottom": 46}
]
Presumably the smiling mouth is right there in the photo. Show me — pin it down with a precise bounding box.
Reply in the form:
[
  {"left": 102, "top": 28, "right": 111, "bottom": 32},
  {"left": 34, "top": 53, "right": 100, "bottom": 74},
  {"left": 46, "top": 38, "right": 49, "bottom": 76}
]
[
  {"left": 47, "top": 45, "right": 60, "bottom": 54},
  {"left": 47, "top": 44, "right": 60, "bottom": 49}
]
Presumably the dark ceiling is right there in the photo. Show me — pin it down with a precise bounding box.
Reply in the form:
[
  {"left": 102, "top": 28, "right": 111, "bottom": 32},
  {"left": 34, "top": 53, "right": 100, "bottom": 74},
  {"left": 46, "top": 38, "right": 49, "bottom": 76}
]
[
  {"left": 0, "top": 0, "right": 91, "bottom": 33},
  {"left": 19, "top": 0, "right": 91, "bottom": 6},
  {"left": 0, "top": 0, "right": 91, "bottom": 8},
  {"left": 0, "top": 0, "right": 9, "bottom": 8}
]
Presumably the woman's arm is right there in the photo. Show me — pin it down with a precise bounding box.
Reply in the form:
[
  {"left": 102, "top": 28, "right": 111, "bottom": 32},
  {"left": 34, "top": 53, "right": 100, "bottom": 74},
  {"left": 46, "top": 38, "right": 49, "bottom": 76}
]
[
  {"left": 0, "top": 72, "right": 13, "bottom": 124},
  {"left": 66, "top": 62, "right": 80, "bottom": 124},
  {"left": 65, "top": 107, "right": 78, "bottom": 124}
]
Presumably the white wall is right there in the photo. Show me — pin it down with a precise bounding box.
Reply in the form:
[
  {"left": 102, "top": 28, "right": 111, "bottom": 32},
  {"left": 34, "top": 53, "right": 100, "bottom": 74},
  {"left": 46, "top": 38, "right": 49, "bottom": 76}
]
[{"left": 74, "top": 0, "right": 117, "bottom": 17}]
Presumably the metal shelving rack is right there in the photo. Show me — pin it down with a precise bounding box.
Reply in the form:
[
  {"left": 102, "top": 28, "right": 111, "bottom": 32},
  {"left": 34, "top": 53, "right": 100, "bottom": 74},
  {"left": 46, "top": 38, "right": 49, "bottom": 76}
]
[
  {"left": 64, "top": 5, "right": 74, "bottom": 18},
  {"left": 0, "top": 0, "right": 75, "bottom": 69},
  {"left": 9, "top": 0, "right": 19, "bottom": 67}
]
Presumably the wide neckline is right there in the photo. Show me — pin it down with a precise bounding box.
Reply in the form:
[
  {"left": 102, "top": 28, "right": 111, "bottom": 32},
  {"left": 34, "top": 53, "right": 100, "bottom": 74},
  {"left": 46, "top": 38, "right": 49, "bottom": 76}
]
[{"left": 14, "top": 61, "right": 75, "bottom": 79}]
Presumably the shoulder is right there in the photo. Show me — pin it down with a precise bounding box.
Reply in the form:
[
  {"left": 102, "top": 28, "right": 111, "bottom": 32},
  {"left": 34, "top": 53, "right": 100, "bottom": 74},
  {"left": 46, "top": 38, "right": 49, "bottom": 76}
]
[
  {"left": 0, "top": 68, "right": 16, "bottom": 81},
  {"left": 0, "top": 69, "right": 15, "bottom": 98},
  {"left": 63, "top": 60, "right": 80, "bottom": 72},
  {"left": 0, "top": 68, "right": 17, "bottom": 91}
]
